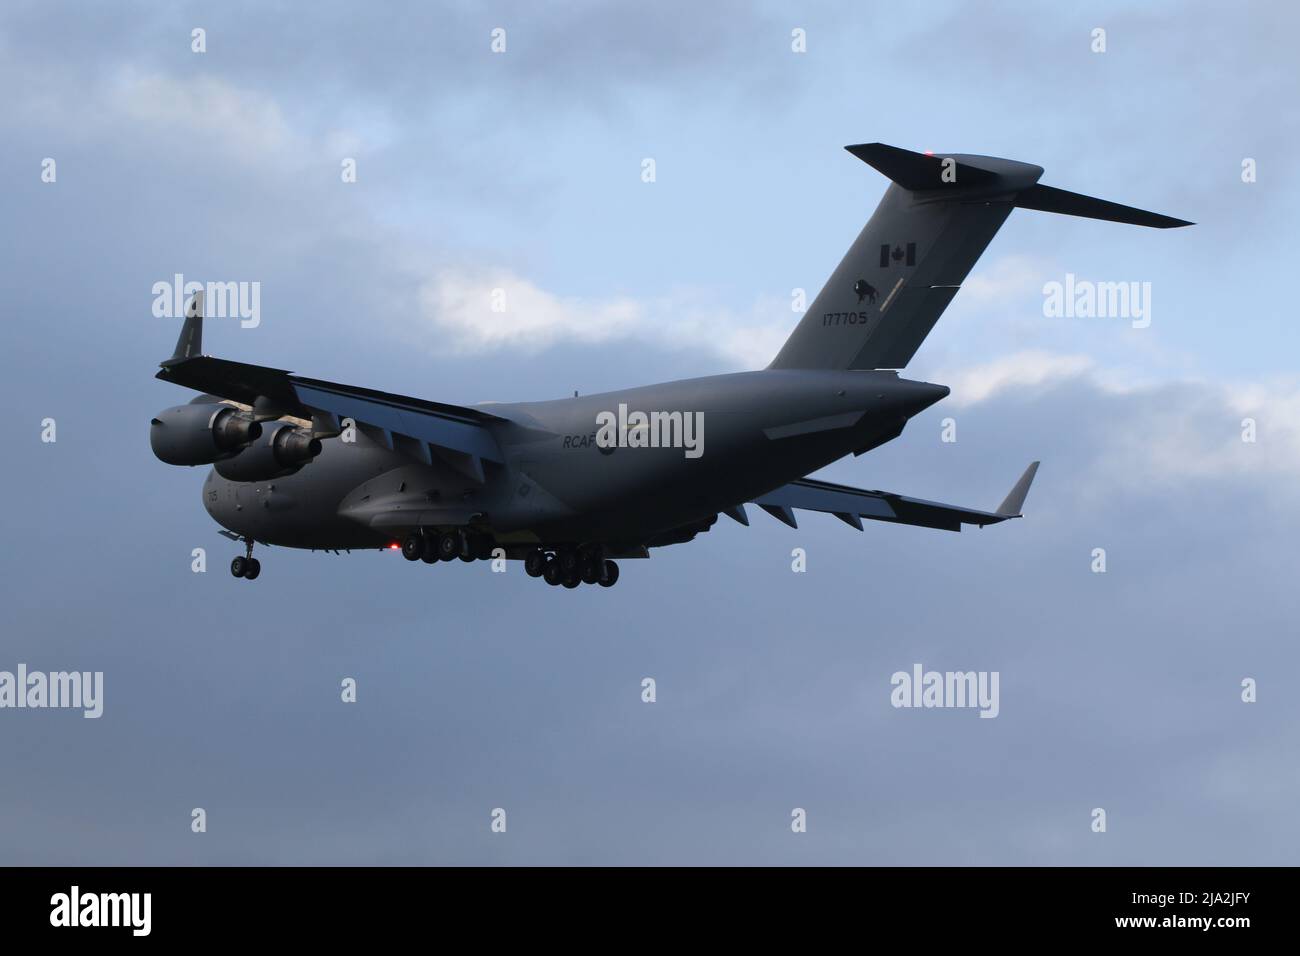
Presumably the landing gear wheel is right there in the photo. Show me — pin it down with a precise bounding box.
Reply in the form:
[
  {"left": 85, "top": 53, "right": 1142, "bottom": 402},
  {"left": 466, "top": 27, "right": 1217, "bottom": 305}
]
[
  {"left": 471, "top": 534, "right": 495, "bottom": 560},
  {"left": 580, "top": 558, "right": 601, "bottom": 585},
  {"left": 230, "top": 556, "right": 247, "bottom": 578},
  {"left": 558, "top": 549, "right": 580, "bottom": 575},
  {"left": 563, "top": 571, "right": 581, "bottom": 589},
  {"left": 543, "top": 558, "right": 563, "bottom": 586},
  {"left": 421, "top": 533, "right": 438, "bottom": 564},
  {"left": 598, "top": 560, "right": 619, "bottom": 588},
  {"left": 524, "top": 550, "right": 546, "bottom": 578},
  {"left": 402, "top": 532, "right": 424, "bottom": 561},
  {"left": 436, "top": 531, "right": 461, "bottom": 562},
  {"left": 244, "top": 558, "right": 261, "bottom": 580},
  {"left": 458, "top": 535, "right": 475, "bottom": 563}
]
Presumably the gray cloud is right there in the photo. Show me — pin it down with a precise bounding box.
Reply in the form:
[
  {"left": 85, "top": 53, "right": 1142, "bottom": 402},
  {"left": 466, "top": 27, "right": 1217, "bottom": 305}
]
[{"left": 1, "top": 0, "right": 1296, "bottom": 865}]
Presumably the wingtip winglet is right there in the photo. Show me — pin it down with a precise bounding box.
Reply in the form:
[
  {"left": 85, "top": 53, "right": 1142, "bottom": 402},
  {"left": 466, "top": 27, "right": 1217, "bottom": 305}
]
[
  {"left": 165, "top": 290, "right": 204, "bottom": 365},
  {"left": 996, "top": 461, "right": 1040, "bottom": 517}
]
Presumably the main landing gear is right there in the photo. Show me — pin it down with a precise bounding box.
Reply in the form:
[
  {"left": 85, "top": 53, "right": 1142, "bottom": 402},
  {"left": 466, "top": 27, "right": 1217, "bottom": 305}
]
[
  {"left": 524, "top": 547, "right": 619, "bottom": 589},
  {"left": 230, "top": 539, "right": 261, "bottom": 580},
  {"left": 400, "top": 528, "right": 493, "bottom": 565},
  {"left": 400, "top": 530, "right": 621, "bottom": 588}
]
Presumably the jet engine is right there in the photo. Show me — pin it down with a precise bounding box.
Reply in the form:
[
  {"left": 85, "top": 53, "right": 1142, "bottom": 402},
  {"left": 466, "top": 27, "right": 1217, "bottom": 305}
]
[
  {"left": 214, "top": 421, "right": 322, "bottom": 481},
  {"left": 150, "top": 402, "right": 262, "bottom": 465}
]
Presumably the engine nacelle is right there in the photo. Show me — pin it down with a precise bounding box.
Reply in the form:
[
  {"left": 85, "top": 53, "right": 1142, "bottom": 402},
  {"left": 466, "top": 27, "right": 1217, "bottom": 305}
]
[
  {"left": 150, "top": 402, "right": 262, "bottom": 466},
  {"left": 214, "top": 421, "right": 322, "bottom": 482}
]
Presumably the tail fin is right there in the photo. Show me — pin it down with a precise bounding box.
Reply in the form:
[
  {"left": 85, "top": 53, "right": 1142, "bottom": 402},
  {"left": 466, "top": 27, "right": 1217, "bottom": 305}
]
[{"left": 769, "top": 143, "right": 1191, "bottom": 372}]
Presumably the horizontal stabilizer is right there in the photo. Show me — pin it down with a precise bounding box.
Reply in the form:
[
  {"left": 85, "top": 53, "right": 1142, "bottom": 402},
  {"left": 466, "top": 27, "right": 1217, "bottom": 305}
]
[
  {"left": 845, "top": 143, "right": 1008, "bottom": 191},
  {"left": 1015, "top": 184, "right": 1193, "bottom": 229}
]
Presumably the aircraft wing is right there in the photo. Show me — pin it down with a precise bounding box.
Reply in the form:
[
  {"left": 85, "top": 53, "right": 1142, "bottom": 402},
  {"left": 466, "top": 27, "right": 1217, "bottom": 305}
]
[
  {"left": 745, "top": 462, "right": 1039, "bottom": 532},
  {"left": 156, "top": 296, "right": 505, "bottom": 479}
]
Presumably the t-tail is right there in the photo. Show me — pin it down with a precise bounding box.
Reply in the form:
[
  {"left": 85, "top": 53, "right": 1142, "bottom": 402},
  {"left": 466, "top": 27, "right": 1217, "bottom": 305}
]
[{"left": 769, "top": 143, "right": 1192, "bottom": 371}]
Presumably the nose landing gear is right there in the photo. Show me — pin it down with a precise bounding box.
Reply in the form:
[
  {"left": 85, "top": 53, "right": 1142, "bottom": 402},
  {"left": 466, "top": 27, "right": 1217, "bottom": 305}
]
[{"left": 230, "top": 539, "right": 261, "bottom": 580}]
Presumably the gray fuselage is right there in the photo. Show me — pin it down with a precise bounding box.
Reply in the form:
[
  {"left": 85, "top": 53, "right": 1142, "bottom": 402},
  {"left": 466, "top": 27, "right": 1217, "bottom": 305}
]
[{"left": 201, "top": 368, "right": 946, "bottom": 554}]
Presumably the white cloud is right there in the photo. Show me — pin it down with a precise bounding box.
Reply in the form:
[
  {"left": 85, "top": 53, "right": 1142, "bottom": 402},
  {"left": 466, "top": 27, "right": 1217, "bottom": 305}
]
[
  {"left": 957, "top": 253, "right": 1056, "bottom": 308},
  {"left": 1115, "top": 376, "right": 1300, "bottom": 483},
  {"left": 935, "top": 349, "right": 1300, "bottom": 485},
  {"left": 7, "top": 61, "right": 367, "bottom": 174},
  {"left": 937, "top": 350, "right": 1097, "bottom": 405},
  {"left": 416, "top": 268, "right": 791, "bottom": 369},
  {"left": 106, "top": 67, "right": 299, "bottom": 157}
]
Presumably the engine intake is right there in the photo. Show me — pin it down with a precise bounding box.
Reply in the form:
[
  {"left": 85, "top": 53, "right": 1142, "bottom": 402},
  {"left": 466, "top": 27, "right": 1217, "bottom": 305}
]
[
  {"left": 214, "top": 421, "right": 322, "bottom": 482},
  {"left": 150, "top": 402, "right": 262, "bottom": 466}
]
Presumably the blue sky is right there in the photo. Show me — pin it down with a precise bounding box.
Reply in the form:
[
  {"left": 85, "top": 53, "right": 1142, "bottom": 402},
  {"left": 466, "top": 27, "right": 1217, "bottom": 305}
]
[{"left": 1, "top": 0, "right": 1298, "bottom": 864}]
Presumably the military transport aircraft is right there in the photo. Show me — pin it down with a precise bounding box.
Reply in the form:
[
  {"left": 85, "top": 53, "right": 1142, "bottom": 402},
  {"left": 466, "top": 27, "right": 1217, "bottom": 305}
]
[{"left": 150, "top": 143, "right": 1190, "bottom": 587}]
